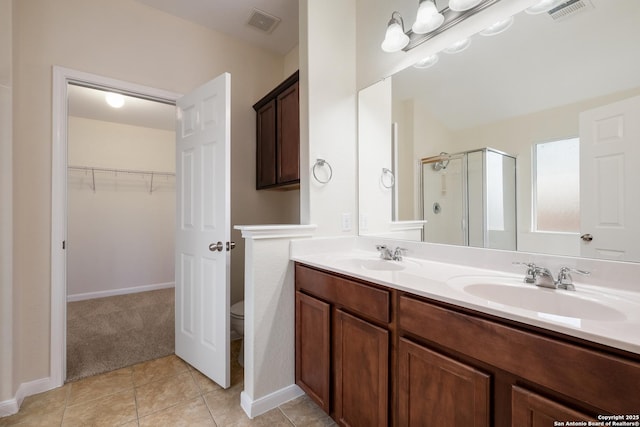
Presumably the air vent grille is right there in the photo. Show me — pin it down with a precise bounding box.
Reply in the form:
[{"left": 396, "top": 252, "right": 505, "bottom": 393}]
[
  {"left": 548, "top": 0, "right": 594, "bottom": 21},
  {"left": 247, "top": 8, "right": 281, "bottom": 33}
]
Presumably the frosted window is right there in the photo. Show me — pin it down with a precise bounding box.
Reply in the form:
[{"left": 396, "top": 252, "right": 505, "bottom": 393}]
[{"left": 534, "top": 138, "right": 580, "bottom": 232}]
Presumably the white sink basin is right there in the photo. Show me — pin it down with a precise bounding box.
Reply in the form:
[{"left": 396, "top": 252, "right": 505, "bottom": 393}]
[{"left": 448, "top": 277, "right": 627, "bottom": 322}]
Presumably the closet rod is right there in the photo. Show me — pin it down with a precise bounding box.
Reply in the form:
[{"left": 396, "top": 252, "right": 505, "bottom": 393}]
[
  {"left": 67, "top": 165, "right": 175, "bottom": 177},
  {"left": 68, "top": 165, "right": 175, "bottom": 193}
]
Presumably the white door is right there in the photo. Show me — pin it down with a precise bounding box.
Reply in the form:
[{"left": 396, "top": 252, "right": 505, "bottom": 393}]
[
  {"left": 175, "top": 73, "right": 231, "bottom": 388},
  {"left": 579, "top": 95, "right": 640, "bottom": 262}
]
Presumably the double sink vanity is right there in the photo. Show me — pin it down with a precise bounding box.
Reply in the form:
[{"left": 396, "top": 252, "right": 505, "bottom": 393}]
[{"left": 291, "top": 237, "right": 640, "bottom": 426}]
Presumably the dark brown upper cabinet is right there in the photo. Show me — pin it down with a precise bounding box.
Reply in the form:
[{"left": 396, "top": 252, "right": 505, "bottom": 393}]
[{"left": 253, "top": 71, "right": 299, "bottom": 190}]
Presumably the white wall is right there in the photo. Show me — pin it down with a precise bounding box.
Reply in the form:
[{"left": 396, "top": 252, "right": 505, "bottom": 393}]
[
  {"left": 11, "top": 0, "right": 288, "bottom": 395},
  {"left": 301, "top": 0, "right": 358, "bottom": 236},
  {"left": 67, "top": 117, "right": 175, "bottom": 299},
  {"left": 283, "top": 45, "right": 299, "bottom": 79},
  {"left": 358, "top": 78, "right": 393, "bottom": 235}
]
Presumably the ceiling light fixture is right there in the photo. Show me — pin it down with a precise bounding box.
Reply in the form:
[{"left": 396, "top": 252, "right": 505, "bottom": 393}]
[
  {"left": 412, "top": 0, "right": 444, "bottom": 34},
  {"left": 413, "top": 54, "right": 440, "bottom": 69},
  {"left": 105, "top": 92, "right": 125, "bottom": 109},
  {"left": 381, "top": 0, "right": 498, "bottom": 53},
  {"left": 525, "top": 0, "right": 566, "bottom": 14},
  {"left": 381, "top": 11, "right": 410, "bottom": 53},
  {"left": 479, "top": 16, "right": 514, "bottom": 36},
  {"left": 443, "top": 37, "right": 471, "bottom": 54}
]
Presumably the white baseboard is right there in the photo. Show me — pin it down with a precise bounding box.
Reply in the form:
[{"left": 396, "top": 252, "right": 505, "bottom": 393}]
[
  {"left": 240, "top": 384, "right": 304, "bottom": 419},
  {"left": 0, "top": 376, "right": 56, "bottom": 418},
  {"left": 67, "top": 282, "right": 175, "bottom": 302}
]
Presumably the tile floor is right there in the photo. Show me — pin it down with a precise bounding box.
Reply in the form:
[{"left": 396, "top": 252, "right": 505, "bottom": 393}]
[{"left": 0, "top": 343, "right": 336, "bottom": 426}]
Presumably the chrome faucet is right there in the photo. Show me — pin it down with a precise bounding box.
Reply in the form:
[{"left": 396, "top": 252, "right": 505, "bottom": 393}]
[
  {"left": 513, "top": 262, "right": 589, "bottom": 291},
  {"left": 376, "top": 245, "right": 394, "bottom": 260},
  {"left": 376, "top": 245, "right": 407, "bottom": 261},
  {"left": 556, "top": 267, "right": 590, "bottom": 291},
  {"left": 393, "top": 247, "right": 407, "bottom": 261}
]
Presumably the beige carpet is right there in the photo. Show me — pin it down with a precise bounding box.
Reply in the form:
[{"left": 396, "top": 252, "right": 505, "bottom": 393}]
[{"left": 66, "top": 288, "right": 175, "bottom": 382}]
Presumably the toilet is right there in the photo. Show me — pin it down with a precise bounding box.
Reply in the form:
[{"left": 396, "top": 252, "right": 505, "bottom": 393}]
[{"left": 230, "top": 300, "right": 244, "bottom": 367}]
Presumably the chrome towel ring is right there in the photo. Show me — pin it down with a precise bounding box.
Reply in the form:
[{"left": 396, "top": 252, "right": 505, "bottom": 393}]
[
  {"left": 381, "top": 168, "right": 395, "bottom": 189},
  {"left": 313, "top": 158, "right": 333, "bottom": 184}
]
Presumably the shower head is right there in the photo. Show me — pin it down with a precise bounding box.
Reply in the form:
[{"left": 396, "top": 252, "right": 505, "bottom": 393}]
[{"left": 432, "top": 153, "right": 450, "bottom": 171}]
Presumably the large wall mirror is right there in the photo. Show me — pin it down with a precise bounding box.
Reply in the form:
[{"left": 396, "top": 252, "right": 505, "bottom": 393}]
[{"left": 358, "top": 0, "right": 640, "bottom": 262}]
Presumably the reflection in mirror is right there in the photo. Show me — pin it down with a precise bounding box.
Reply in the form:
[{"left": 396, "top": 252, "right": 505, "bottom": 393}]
[
  {"left": 421, "top": 148, "right": 516, "bottom": 250},
  {"left": 358, "top": 0, "right": 640, "bottom": 262}
]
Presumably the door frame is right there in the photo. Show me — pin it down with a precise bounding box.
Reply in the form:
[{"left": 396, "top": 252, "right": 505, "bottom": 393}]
[{"left": 51, "top": 66, "right": 182, "bottom": 386}]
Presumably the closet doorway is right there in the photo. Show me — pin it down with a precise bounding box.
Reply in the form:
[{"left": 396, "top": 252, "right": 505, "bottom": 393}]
[{"left": 65, "top": 83, "right": 177, "bottom": 381}]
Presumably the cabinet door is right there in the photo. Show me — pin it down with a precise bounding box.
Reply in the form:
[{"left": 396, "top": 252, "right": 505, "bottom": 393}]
[
  {"left": 256, "top": 99, "right": 276, "bottom": 188},
  {"left": 295, "top": 291, "right": 331, "bottom": 413},
  {"left": 276, "top": 81, "right": 299, "bottom": 184},
  {"left": 398, "top": 338, "right": 490, "bottom": 427},
  {"left": 334, "top": 309, "right": 388, "bottom": 427},
  {"left": 512, "top": 386, "right": 595, "bottom": 427}
]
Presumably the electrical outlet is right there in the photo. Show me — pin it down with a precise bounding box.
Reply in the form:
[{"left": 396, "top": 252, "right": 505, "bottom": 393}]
[
  {"left": 360, "top": 214, "right": 369, "bottom": 231},
  {"left": 341, "top": 213, "right": 352, "bottom": 232}
]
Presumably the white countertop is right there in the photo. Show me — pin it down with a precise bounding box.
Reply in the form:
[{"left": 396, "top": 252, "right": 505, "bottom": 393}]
[{"left": 291, "top": 247, "right": 640, "bottom": 355}]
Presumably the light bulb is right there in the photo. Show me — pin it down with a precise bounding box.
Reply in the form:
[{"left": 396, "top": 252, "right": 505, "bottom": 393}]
[
  {"left": 381, "top": 14, "right": 410, "bottom": 53},
  {"left": 105, "top": 92, "right": 125, "bottom": 109},
  {"left": 448, "top": 0, "right": 484, "bottom": 12},
  {"left": 443, "top": 37, "right": 471, "bottom": 54},
  {"left": 479, "top": 16, "right": 514, "bottom": 36},
  {"left": 414, "top": 54, "right": 439, "bottom": 69},
  {"left": 526, "top": 0, "right": 565, "bottom": 14},
  {"left": 412, "top": 0, "right": 444, "bottom": 34}
]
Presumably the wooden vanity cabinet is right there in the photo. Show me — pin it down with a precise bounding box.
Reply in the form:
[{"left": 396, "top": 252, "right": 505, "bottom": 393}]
[
  {"left": 398, "top": 294, "right": 640, "bottom": 426},
  {"left": 511, "top": 386, "right": 595, "bottom": 427},
  {"left": 398, "top": 338, "right": 490, "bottom": 426},
  {"left": 253, "top": 71, "right": 299, "bottom": 189},
  {"left": 295, "top": 264, "right": 391, "bottom": 427},
  {"left": 295, "top": 264, "right": 640, "bottom": 426}
]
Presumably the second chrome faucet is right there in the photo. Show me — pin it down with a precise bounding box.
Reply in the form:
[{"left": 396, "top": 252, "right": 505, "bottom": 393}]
[{"left": 514, "top": 262, "right": 589, "bottom": 291}]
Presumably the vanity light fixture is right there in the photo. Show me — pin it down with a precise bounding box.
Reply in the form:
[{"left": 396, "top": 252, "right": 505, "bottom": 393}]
[
  {"left": 525, "top": 0, "right": 566, "bottom": 14},
  {"left": 381, "top": 0, "right": 499, "bottom": 53},
  {"left": 381, "top": 11, "right": 410, "bottom": 53},
  {"left": 479, "top": 16, "right": 514, "bottom": 36},
  {"left": 414, "top": 54, "right": 440, "bottom": 69},
  {"left": 105, "top": 92, "right": 125, "bottom": 109},
  {"left": 412, "top": 0, "right": 445, "bottom": 34},
  {"left": 443, "top": 37, "right": 471, "bottom": 54}
]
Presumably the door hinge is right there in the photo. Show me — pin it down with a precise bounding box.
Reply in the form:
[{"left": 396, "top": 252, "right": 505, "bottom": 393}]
[{"left": 62, "top": 240, "right": 66, "bottom": 250}]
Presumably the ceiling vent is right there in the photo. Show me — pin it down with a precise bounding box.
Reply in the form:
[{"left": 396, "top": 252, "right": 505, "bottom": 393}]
[
  {"left": 247, "top": 8, "right": 281, "bottom": 34},
  {"left": 547, "top": 0, "right": 594, "bottom": 22}
]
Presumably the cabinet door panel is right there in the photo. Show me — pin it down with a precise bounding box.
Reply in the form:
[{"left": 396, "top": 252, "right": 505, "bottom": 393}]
[
  {"left": 256, "top": 100, "right": 276, "bottom": 188},
  {"left": 335, "top": 309, "right": 388, "bottom": 427},
  {"left": 277, "top": 81, "right": 299, "bottom": 184},
  {"left": 295, "top": 291, "right": 331, "bottom": 413},
  {"left": 512, "top": 386, "right": 595, "bottom": 427},
  {"left": 398, "top": 338, "right": 490, "bottom": 427}
]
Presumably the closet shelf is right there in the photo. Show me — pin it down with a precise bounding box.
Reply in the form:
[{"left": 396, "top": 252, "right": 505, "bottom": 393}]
[{"left": 68, "top": 165, "right": 175, "bottom": 194}]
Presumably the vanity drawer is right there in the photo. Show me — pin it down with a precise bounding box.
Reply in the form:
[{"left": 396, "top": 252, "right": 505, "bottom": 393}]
[
  {"left": 295, "top": 263, "right": 390, "bottom": 324},
  {"left": 399, "top": 294, "right": 640, "bottom": 414}
]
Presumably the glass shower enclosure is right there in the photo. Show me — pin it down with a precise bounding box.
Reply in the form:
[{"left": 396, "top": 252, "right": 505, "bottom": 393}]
[{"left": 421, "top": 148, "right": 517, "bottom": 250}]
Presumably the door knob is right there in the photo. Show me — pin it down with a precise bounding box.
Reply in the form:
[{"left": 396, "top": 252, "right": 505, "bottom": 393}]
[
  {"left": 580, "top": 234, "right": 593, "bottom": 242},
  {"left": 226, "top": 241, "right": 236, "bottom": 251},
  {"left": 209, "top": 241, "right": 224, "bottom": 252}
]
